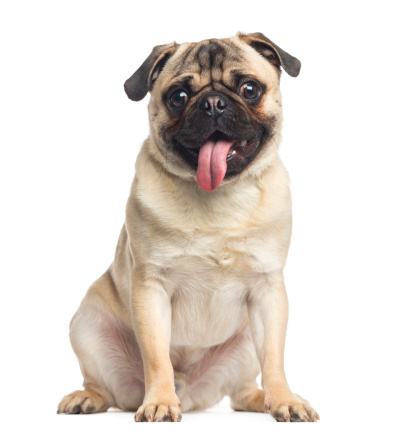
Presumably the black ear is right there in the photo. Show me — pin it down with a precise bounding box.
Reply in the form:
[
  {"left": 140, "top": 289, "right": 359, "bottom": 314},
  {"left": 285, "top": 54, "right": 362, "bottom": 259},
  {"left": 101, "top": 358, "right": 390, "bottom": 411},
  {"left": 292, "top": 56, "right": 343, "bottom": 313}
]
[
  {"left": 239, "top": 32, "right": 301, "bottom": 77},
  {"left": 124, "top": 42, "right": 178, "bottom": 101}
]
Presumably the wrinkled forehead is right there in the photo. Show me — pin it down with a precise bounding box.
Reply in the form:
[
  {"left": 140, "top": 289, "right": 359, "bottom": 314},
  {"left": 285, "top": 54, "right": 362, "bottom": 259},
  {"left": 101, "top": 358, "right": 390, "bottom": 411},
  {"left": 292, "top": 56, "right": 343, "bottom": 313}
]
[{"left": 159, "top": 37, "right": 278, "bottom": 92}]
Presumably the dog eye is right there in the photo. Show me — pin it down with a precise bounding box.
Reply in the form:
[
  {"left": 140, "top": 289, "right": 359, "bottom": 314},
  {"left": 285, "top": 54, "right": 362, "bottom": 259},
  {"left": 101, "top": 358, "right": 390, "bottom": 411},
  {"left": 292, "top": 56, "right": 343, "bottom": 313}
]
[
  {"left": 240, "top": 82, "right": 261, "bottom": 100},
  {"left": 168, "top": 90, "right": 188, "bottom": 108}
]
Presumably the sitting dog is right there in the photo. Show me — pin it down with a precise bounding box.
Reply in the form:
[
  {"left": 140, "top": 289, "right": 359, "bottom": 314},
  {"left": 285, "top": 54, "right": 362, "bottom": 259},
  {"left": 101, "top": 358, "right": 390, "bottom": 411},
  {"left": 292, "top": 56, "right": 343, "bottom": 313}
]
[{"left": 58, "top": 32, "right": 319, "bottom": 422}]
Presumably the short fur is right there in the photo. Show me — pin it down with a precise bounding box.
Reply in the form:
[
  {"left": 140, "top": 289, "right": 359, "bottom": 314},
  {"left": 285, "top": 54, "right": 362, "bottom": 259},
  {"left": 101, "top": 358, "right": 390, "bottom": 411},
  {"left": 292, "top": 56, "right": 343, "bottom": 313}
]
[{"left": 58, "top": 32, "right": 319, "bottom": 422}]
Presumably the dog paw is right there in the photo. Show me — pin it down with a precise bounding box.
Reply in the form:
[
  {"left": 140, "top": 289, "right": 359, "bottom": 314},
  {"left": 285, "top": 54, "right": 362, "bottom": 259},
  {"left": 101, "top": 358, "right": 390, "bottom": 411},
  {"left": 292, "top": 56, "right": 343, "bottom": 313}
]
[
  {"left": 135, "top": 401, "right": 182, "bottom": 422},
  {"left": 264, "top": 392, "right": 319, "bottom": 422},
  {"left": 57, "top": 390, "right": 109, "bottom": 414}
]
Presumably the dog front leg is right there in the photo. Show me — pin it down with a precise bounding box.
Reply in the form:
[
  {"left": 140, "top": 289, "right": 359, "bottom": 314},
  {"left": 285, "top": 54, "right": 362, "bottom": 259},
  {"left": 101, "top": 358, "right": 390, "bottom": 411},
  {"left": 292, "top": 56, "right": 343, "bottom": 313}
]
[
  {"left": 131, "top": 277, "right": 181, "bottom": 422},
  {"left": 248, "top": 271, "right": 319, "bottom": 422}
]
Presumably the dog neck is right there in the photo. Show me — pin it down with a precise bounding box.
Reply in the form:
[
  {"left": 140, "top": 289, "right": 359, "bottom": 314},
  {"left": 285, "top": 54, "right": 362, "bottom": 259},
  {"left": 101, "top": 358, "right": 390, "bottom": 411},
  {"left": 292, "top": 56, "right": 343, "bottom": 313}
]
[{"left": 132, "top": 141, "right": 290, "bottom": 231}]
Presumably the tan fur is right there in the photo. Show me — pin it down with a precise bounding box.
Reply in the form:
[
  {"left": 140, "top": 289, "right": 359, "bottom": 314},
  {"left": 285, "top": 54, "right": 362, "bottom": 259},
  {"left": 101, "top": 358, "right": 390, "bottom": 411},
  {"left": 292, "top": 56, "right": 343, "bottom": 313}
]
[{"left": 58, "top": 34, "right": 319, "bottom": 422}]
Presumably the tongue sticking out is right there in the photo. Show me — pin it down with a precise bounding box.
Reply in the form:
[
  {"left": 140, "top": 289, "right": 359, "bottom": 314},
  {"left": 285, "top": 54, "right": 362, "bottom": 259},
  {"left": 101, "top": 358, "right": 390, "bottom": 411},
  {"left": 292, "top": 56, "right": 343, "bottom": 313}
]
[{"left": 196, "top": 138, "right": 235, "bottom": 191}]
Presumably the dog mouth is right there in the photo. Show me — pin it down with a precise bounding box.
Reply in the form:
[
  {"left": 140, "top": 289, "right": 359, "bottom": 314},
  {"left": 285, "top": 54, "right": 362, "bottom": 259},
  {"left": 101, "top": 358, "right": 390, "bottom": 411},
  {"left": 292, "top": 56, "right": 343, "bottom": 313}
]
[
  {"left": 175, "top": 129, "right": 266, "bottom": 191},
  {"left": 184, "top": 131, "right": 259, "bottom": 161}
]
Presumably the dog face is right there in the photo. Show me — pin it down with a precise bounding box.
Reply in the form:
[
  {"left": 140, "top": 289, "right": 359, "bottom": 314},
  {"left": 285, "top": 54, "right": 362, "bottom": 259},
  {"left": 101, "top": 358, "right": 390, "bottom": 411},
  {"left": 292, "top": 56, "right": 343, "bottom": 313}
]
[{"left": 124, "top": 33, "right": 300, "bottom": 191}]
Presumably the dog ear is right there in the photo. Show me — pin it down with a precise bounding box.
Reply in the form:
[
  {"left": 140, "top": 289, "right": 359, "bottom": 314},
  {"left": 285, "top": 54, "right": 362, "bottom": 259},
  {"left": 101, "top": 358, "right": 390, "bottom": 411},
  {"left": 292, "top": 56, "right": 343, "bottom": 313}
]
[
  {"left": 124, "top": 42, "right": 178, "bottom": 101},
  {"left": 239, "top": 32, "right": 301, "bottom": 77}
]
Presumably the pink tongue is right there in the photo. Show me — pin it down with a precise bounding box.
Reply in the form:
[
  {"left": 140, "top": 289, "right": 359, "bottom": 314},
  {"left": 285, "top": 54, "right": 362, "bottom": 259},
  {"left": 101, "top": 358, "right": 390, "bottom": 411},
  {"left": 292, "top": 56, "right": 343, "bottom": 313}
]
[{"left": 196, "top": 138, "right": 235, "bottom": 191}]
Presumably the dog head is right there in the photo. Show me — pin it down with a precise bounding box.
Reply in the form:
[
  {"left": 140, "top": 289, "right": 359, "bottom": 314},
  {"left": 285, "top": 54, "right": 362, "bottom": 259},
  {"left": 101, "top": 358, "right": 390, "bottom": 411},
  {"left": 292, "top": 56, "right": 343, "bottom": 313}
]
[{"left": 124, "top": 32, "right": 300, "bottom": 191}]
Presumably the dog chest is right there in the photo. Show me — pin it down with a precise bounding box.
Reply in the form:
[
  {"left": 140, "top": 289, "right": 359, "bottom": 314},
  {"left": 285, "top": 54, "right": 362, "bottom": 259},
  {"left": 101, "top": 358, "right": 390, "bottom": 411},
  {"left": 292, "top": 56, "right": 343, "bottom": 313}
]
[{"left": 149, "top": 225, "right": 285, "bottom": 281}]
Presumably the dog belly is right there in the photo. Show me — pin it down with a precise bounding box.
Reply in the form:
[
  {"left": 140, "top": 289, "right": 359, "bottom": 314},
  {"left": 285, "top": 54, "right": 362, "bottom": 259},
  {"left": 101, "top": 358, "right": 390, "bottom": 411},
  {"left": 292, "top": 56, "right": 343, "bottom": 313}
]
[
  {"left": 170, "top": 324, "right": 259, "bottom": 411},
  {"left": 153, "top": 252, "right": 250, "bottom": 347},
  {"left": 170, "top": 289, "right": 248, "bottom": 347}
]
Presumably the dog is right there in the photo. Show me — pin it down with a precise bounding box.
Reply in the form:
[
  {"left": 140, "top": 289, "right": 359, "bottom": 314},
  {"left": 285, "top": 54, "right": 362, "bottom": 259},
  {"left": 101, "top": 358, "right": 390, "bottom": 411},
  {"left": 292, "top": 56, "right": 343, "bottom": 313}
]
[{"left": 57, "top": 32, "right": 319, "bottom": 422}]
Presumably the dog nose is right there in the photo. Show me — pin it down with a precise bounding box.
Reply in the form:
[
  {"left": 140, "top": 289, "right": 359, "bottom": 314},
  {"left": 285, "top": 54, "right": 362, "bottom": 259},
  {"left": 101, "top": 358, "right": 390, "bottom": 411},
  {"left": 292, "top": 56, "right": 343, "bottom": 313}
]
[{"left": 199, "top": 92, "right": 228, "bottom": 118}]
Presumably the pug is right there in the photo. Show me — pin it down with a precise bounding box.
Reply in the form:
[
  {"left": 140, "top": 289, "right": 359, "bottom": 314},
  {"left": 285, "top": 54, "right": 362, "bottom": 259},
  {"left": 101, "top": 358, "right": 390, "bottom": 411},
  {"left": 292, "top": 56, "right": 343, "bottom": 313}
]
[{"left": 57, "top": 32, "right": 319, "bottom": 422}]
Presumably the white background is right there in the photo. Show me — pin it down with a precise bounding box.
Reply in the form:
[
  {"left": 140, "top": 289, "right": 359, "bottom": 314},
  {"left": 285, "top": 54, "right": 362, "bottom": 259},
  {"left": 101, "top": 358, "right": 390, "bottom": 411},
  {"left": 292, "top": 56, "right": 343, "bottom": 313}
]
[{"left": 1, "top": 1, "right": 395, "bottom": 431}]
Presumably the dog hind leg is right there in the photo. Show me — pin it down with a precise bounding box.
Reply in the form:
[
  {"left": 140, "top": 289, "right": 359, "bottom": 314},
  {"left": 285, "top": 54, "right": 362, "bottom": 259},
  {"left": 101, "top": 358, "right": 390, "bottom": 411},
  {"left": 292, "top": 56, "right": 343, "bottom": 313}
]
[
  {"left": 58, "top": 273, "right": 146, "bottom": 414},
  {"left": 230, "top": 385, "right": 265, "bottom": 412},
  {"left": 57, "top": 388, "right": 111, "bottom": 414}
]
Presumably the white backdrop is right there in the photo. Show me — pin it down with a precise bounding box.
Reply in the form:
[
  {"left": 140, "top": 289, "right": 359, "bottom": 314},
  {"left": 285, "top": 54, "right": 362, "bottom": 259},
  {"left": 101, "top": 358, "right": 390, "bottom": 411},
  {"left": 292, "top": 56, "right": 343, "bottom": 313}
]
[{"left": 1, "top": 1, "right": 395, "bottom": 430}]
